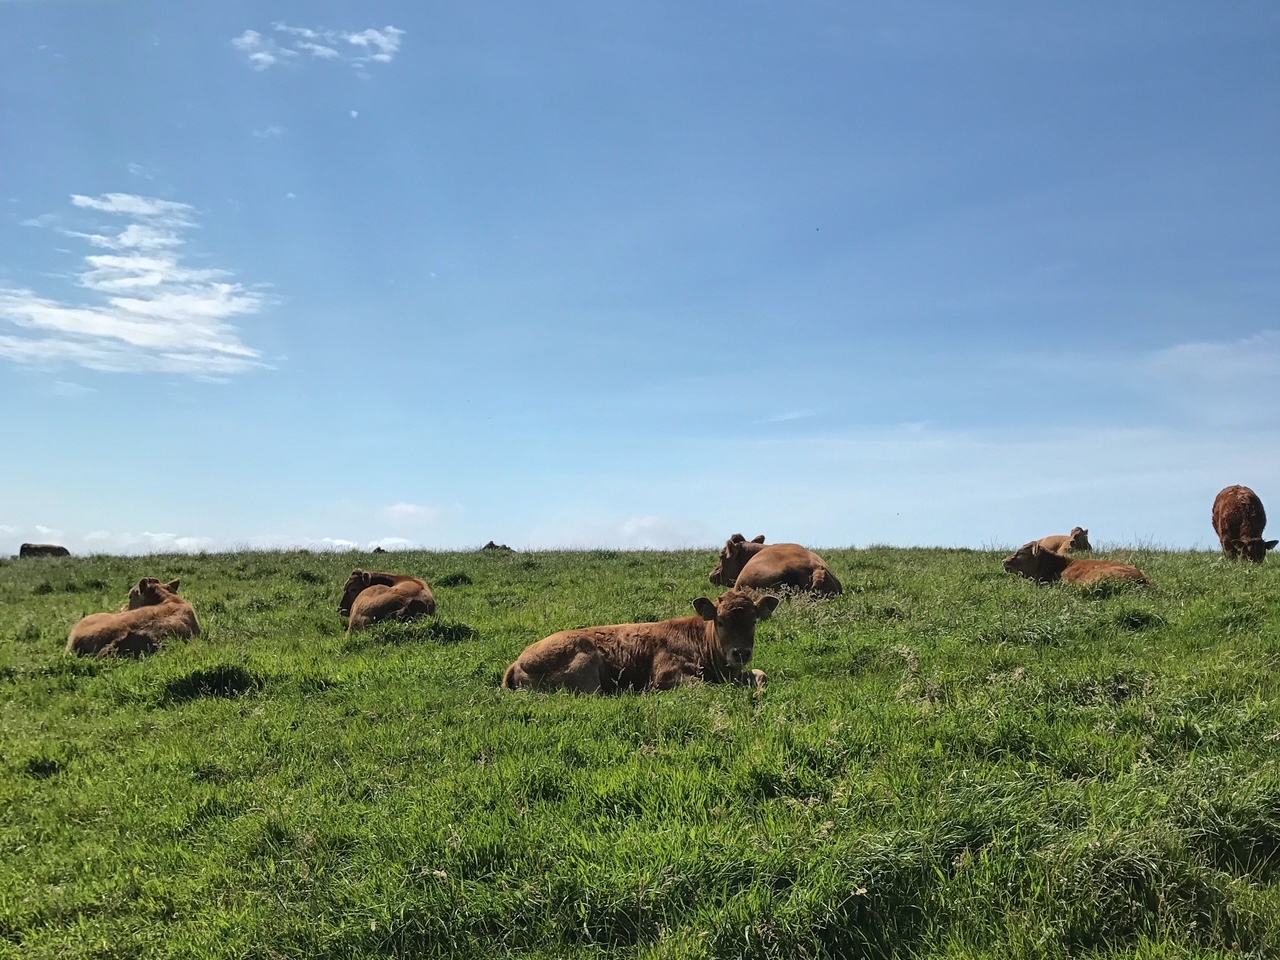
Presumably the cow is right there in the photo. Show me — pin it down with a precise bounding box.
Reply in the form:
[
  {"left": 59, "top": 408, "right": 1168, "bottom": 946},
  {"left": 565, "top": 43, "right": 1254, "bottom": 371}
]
[
  {"left": 338, "top": 569, "right": 437, "bottom": 633},
  {"left": 67, "top": 578, "right": 200, "bottom": 658},
  {"left": 1212, "top": 485, "right": 1277, "bottom": 564},
  {"left": 1035, "top": 526, "right": 1092, "bottom": 555},
  {"left": 1002, "top": 542, "right": 1151, "bottom": 586},
  {"left": 502, "top": 589, "right": 779, "bottom": 694},
  {"left": 482, "top": 541, "right": 514, "bottom": 552},
  {"left": 708, "top": 534, "right": 842, "bottom": 596},
  {"left": 19, "top": 543, "right": 70, "bottom": 558}
]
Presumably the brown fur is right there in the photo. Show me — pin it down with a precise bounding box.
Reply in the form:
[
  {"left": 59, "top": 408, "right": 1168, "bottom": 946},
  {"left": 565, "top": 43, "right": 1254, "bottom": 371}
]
[
  {"left": 66, "top": 578, "right": 200, "bottom": 658},
  {"left": 1212, "top": 485, "right": 1277, "bottom": 564},
  {"left": 19, "top": 543, "right": 70, "bottom": 558},
  {"left": 1002, "top": 542, "right": 1150, "bottom": 586},
  {"left": 502, "top": 590, "right": 780, "bottom": 694},
  {"left": 708, "top": 534, "right": 842, "bottom": 596},
  {"left": 1035, "top": 526, "right": 1092, "bottom": 555},
  {"left": 482, "top": 541, "right": 514, "bottom": 552},
  {"left": 339, "top": 569, "right": 436, "bottom": 632}
]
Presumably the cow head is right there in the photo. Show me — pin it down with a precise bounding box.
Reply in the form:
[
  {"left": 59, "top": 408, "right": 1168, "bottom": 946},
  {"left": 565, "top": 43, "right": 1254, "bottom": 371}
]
[
  {"left": 127, "top": 577, "right": 181, "bottom": 609},
  {"left": 1002, "top": 542, "right": 1066, "bottom": 583},
  {"left": 708, "top": 534, "right": 767, "bottom": 586},
  {"left": 691, "top": 589, "right": 779, "bottom": 669},
  {"left": 1231, "top": 537, "right": 1279, "bottom": 564},
  {"left": 1069, "top": 527, "right": 1092, "bottom": 551},
  {"left": 338, "top": 569, "right": 374, "bottom": 616}
]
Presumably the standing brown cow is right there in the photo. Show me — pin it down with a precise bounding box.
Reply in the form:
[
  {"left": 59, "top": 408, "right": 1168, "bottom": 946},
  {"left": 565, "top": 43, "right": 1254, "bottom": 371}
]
[
  {"left": 1212, "top": 485, "right": 1276, "bottom": 563},
  {"left": 67, "top": 578, "right": 201, "bottom": 658},
  {"left": 708, "top": 534, "right": 842, "bottom": 596},
  {"left": 19, "top": 543, "right": 70, "bottom": 558},
  {"left": 502, "top": 589, "right": 779, "bottom": 693}
]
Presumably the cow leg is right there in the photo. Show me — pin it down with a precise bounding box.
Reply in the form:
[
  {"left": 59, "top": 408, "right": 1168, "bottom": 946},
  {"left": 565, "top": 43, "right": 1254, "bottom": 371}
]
[{"left": 651, "top": 658, "right": 701, "bottom": 691}]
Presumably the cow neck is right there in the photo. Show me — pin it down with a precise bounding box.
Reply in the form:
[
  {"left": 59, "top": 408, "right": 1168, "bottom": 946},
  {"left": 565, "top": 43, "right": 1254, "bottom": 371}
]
[{"left": 698, "top": 618, "right": 732, "bottom": 675}]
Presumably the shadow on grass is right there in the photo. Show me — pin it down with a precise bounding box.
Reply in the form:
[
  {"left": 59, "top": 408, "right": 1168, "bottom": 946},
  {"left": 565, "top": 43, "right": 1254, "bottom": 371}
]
[
  {"left": 24, "top": 756, "right": 64, "bottom": 779},
  {"left": 162, "top": 665, "right": 264, "bottom": 705},
  {"left": 435, "top": 572, "right": 473, "bottom": 587},
  {"left": 346, "top": 618, "right": 479, "bottom": 648}
]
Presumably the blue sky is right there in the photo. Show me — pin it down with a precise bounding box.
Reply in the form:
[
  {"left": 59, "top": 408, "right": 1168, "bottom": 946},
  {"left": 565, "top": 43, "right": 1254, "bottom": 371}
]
[{"left": 1, "top": 1, "right": 1278, "bottom": 553}]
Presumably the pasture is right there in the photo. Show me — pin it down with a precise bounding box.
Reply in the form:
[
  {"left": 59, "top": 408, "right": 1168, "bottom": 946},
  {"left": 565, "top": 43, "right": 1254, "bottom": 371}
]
[{"left": 2, "top": 546, "right": 1279, "bottom": 959}]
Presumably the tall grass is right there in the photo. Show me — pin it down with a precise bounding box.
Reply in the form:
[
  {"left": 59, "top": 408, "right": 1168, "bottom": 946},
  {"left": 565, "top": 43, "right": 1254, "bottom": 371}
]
[{"left": 1, "top": 546, "right": 1278, "bottom": 958}]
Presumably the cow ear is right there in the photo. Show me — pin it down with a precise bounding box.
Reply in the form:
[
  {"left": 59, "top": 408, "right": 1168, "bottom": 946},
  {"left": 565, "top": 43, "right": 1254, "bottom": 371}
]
[
  {"left": 729, "top": 534, "right": 745, "bottom": 543},
  {"left": 165, "top": 579, "right": 180, "bottom": 592},
  {"left": 692, "top": 597, "right": 717, "bottom": 620},
  {"left": 1030, "top": 544, "right": 1041, "bottom": 556},
  {"left": 1266, "top": 540, "right": 1279, "bottom": 551},
  {"left": 751, "top": 535, "right": 766, "bottom": 543},
  {"left": 135, "top": 578, "right": 152, "bottom": 590},
  {"left": 755, "top": 595, "right": 780, "bottom": 620}
]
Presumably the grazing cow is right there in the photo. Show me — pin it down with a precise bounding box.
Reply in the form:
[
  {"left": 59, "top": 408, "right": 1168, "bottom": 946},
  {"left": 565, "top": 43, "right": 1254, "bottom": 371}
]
[
  {"left": 338, "top": 569, "right": 436, "bottom": 632},
  {"left": 1212, "top": 485, "right": 1277, "bottom": 564},
  {"left": 372, "top": 546, "right": 388, "bottom": 554},
  {"left": 67, "top": 578, "right": 200, "bottom": 658},
  {"left": 482, "top": 541, "right": 514, "bottom": 552},
  {"left": 708, "top": 534, "right": 842, "bottom": 596},
  {"left": 1035, "top": 526, "right": 1092, "bottom": 555},
  {"left": 502, "top": 589, "right": 779, "bottom": 693},
  {"left": 1002, "top": 542, "right": 1151, "bottom": 586},
  {"left": 19, "top": 543, "right": 70, "bottom": 558}
]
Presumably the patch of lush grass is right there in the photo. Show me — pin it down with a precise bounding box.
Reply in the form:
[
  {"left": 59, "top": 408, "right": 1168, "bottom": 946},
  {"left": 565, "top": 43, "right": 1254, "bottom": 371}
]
[{"left": 2, "top": 546, "right": 1279, "bottom": 958}]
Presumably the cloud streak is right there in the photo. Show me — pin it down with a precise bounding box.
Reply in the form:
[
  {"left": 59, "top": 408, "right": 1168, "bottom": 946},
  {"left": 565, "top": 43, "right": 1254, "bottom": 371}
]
[
  {"left": 0, "top": 193, "right": 266, "bottom": 377},
  {"left": 233, "top": 23, "right": 404, "bottom": 72}
]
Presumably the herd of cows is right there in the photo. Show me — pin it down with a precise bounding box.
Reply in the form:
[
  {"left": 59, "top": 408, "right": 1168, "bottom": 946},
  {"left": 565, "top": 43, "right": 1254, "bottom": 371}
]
[{"left": 11, "top": 484, "right": 1277, "bottom": 692}]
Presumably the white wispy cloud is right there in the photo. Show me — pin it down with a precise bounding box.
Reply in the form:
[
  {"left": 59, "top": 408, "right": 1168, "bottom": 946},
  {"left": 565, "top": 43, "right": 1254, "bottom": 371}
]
[
  {"left": 370, "top": 536, "right": 415, "bottom": 551},
  {"left": 0, "top": 193, "right": 266, "bottom": 377},
  {"left": 233, "top": 23, "right": 405, "bottom": 71},
  {"left": 231, "top": 29, "right": 296, "bottom": 70},
  {"left": 532, "top": 514, "right": 715, "bottom": 549}
]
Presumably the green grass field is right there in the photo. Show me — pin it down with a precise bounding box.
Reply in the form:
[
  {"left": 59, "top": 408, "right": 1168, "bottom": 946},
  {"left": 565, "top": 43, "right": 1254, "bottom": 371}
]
[{"left": 2, "top": 546, "right": 1279, "bottom": 959}]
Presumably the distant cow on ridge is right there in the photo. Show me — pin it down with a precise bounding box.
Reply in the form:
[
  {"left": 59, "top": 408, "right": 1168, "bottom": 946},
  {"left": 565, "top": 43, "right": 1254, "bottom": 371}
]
[
  {"left": 502, "top": 589, "right": 779, "bottom": 693},
  {"left": 338, "top": 569, "right": 437, "bottom": 633},
  {"left": 1002, "top": 542, "right": 1150, "bottom": 587},
  {"left": 67, "top": 578, "right": 201, "bottom": 658},
  {"left": 1212, "top": 485, "right": 1276, "bottom": 563},
  {"left": 20, "top": 543, "right": 70, "bottom": 558},
  {"left": 1035, "top": 527, "right": 1092, "bottom": 556},
  {"left": 482, "top": 541, "right": 514, "bottom": 552},
  {"left": 709, "top": 534, "right": 842, "bottom": 596}
]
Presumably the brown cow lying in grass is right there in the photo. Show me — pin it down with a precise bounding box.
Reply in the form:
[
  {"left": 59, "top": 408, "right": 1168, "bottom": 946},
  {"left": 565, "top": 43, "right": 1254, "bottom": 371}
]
[
  {"left": 502, "top": 589, "right": 779, "bottom": 693},
  {"left": 708, "top": 534, "right": 842, "bottom": 596},
  {"left": 67, "top": 578, "right": 201, "bottom": 658},
  {"left": 338, "top": 570, "right": 437, "bottom": 632},
  {"left": 1036, "top": 526, "right": 1092, "bottom": 555},
  {"left": 1003, "top": 542, "right": 1151, "bottom": 586},
  {"left": 20, "top": 542, "right": 70, "bottom": 558},
  {"left": 1212, "top": 485, "right": 1277, "bottom": 564}
]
